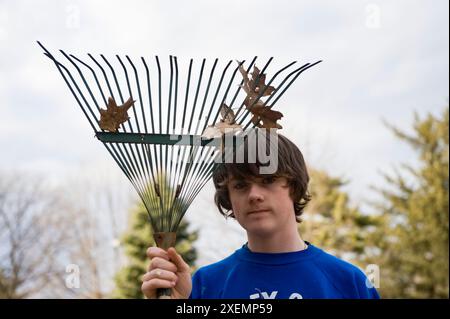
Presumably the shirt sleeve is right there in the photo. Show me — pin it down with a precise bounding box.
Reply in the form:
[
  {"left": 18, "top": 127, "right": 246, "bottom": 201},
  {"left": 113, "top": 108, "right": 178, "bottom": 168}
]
[{"left": 354, "top": 268, "right": 381, "bottom": 299}]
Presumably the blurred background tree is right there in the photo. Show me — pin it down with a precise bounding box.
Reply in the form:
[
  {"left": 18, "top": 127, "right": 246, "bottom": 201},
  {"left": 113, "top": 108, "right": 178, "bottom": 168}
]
[
  {"left": 0, "top": 172, "right": 71, "bottom": 298},
  {"left": 299, "top": 169, "right": 381, "bottom": 269},
  {"left": 113, "top": 172, "right": 198, "bottom": 299},
  {"left": 369, "top": 107, "right": 449, "bottom": 298}
]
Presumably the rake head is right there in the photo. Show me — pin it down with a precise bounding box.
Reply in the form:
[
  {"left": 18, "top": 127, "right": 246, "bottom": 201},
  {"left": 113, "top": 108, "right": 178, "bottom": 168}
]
[{"left": 38, "top": 41, "right": 321, "bottom": 278}]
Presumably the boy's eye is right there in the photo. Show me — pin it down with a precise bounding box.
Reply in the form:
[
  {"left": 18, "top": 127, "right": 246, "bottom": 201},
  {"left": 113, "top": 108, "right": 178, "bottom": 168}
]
[
  {"left": 233, "top": 181, "right": 248, "bottom": 189},
  {"left": 262, "top": 176, "right": 276, "bottom": 184}
]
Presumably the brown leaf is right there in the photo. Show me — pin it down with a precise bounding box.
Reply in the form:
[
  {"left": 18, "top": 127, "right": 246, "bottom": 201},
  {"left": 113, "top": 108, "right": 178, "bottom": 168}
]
[
  {"left": 99, "top": 97, "right": 135, "bottom": 132},
  {"left": 219, "top": 103, "right": 236, "bottom": 124},
  {"left": 250, "top": 105, "right": 283, "bottom": 129},
  {"left": 237, "top": 62, "right": 282, "bottom": 129},
  {"left": 240, "top": 64, "right": 275, "bottom": 97}
]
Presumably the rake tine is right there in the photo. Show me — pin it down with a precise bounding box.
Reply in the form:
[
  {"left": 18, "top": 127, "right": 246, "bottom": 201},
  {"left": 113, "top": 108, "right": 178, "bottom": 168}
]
[
  {"left": 202, "top": 59, "right": 233, "bottom": 130},
  {"left": 209, "top": 59, "right": 245, "bottom": 127},
  {"left": 267, "top": 60, "right": 323, "bottom": 109},
  {"left": 236, "top": 60, "right": 301, "bottom": 126},
  {"left": 194, "top": 58, "right": 218, "bottom": 135}
]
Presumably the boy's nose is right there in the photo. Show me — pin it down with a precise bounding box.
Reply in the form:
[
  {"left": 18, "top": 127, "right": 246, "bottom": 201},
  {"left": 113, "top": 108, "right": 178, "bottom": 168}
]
[{"left": 248, "top": 183, "right": 264, "bottom": 202}]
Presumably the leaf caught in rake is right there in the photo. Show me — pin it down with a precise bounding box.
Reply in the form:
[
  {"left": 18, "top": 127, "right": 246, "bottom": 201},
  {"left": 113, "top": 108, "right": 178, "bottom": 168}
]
[
  {"left": 99, "top": 96, "right": 135, "bottom": 132},
  {"left": 38, "top": 41, "right": 322, "bottom": 298}
]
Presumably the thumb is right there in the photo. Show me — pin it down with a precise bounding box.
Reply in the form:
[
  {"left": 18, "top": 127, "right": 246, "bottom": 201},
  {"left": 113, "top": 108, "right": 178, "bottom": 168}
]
[{"left": 167, "top": 247, "right": 190, "bottom": 273}]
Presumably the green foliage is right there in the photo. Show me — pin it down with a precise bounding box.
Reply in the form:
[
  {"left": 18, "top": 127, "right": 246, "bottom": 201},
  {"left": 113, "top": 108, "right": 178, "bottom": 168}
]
[
  {"left": 113, "top": 200, "right": 198, "bottom": 299},
  {"left": 299, "top": 170, "right": 380, "bottom": 266},
  {"left": 371, "top": 108, "right": 449, "bottom": 298}
]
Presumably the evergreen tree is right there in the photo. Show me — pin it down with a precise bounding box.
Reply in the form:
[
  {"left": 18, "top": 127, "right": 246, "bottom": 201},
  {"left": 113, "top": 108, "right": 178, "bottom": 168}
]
[
  {"left": 371, "top": 108, "right": 449, "bottom": 298},
  {"left": 299, "top": 169, "right": 380, "bottom": 268},
  {"left": 113, "top": 173, "right": 198, "bottom": 299}
]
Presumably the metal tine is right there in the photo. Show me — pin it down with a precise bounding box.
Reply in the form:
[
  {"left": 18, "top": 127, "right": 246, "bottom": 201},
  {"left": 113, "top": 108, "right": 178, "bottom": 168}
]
[
  {"left": 168, "top": 57, "right": 182, "bottom": 229},
  {"left": 105, "top": 55, "right": 149, "bottom": 188},
  {"left": 117, "top": 54, "right": 153, "bottom": 201},
  {"left": 59, "top": 50, "right": 102, "bottom": 127},
  {"left": 125, "top": 55, "right": 154, "bottom": 173},
  {"left": 69, "top": 54, "right": 108, "bottom": 107},
  {"left": 187, "top": 59, "right": 206, "bottom": 132},
  {"left": 194, "top": 59, "right": 218, "bottom": 135},
  {"left": 100, "top": 55, "right": 126, "bottom": 115},
  {"left": 141, "top": 56, "right": 159, "bottom": 191},
  {"left": 55, "top": 52, "right": 142, "bottom": 196},
  {"left": 67, "top": 54, "right": 145, "bottom": 194},
  {"left": 167, "top": 56, "right": 174, "bottom": 134},
  {"left": 40, "top": 53, "right": 97, "bottom": 131},
  {"left": 208, "top": 59, "right": 246, "bottom": 128},
  {"left": 89, "top": 54, "right": 117, "bottom": 109},
  {"left": 181, "top": 59, "right": 193, "bottom": 135},
  {"left": 140, "top": 57, "right": 159, "bottom": 215},
  {"left": 159, "top": 56, "right": 174, "bottom": 226},
  {"left": 193, "top": 59, "right": 232, "bottom": 177},
  {"left": 186, "top": 59, "right": 219, "bottom": 188},
  {"left": 266, "top": 60, "right": 323, "bottom": 110},
  {"left": 181, "top": 162, "right": 215, "bottom": 223},
  {"left": 166, "top": 56, "right": 177, "bottom": 228},
  {"left": 217, "top": 57, "right": 257, "bottom": 126},
  {"left": 178, "top": 59, "right": 207, "bottom": 204},
  {"left": 38, "top": 44, "right": 147, "bottom": 207},
  {"left": 141, "top": 57, "right": 156, "bottom": 133},
  {"left": 201, "top": 59, "right": 233, "bottom": 131},
  {"left": 169, "top": 146, "right": 191, "bottom": 219},
  {"left": 173, "top": 156, "right": 216, "bottom": 229},
  {"left": 186, "top": 59, "right": 255, "bottom": 194},
  {"left": 116, "top": 55, "right": 141, "bottom": 132},
  {"left": 173, "top": 57, "right": 179, "bottom": 134},
  {"left": 101, "top": 54, "right": 149, "bottom": 199},
  {"left": 227, "top": 56, "right": 257, "bottom": 110},
  {"left": 100, "top": 54, "right": 144, "bottom": 192},
  {"left": 62, "top": 51, "right": 145, "bottom": 191},
  {"left": 86, "top": 53, "right": 151, "bottom": 198},
  {"left": 165, "top": 56, "right": 174, "bottom": 198},
  {"left": 126, "top": 55, "right": 148, "bottom": 133},
  {"left": 174, "top": 144, "right": 217, "bottom": 220},
  {"left": 126, "top": 55, "right": 160, "bottom": 214},
  {"left": 260, "top": 62, "right": 311, "bottom": 109},
  {"left": 241, "top": 61, "right": 320, "bottom": 130},
  {"left": 234, "top": 59, "right": 297, "bottom": 125},
  {"left": 181, "top": 136, "right": 217, "bottom": 195},
  {"left": 155, "top": 55, "right": 166, "bottom": 228},
  {"left": 114, "top": 55, "right": 150, "bottom": 195},
  {"left": 182, "top": 149, "right": 217, "bottom": 211}
]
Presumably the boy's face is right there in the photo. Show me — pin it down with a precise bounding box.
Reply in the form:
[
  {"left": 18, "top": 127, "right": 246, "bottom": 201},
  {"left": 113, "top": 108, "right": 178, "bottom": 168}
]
[{"left": 227, "top": 175, "right": 296, "bottom": 236}]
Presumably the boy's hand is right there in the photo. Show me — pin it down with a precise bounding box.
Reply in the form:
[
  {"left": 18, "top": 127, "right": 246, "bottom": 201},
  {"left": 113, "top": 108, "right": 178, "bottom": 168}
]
[{"left": 141, "top": 247, "right": 192, "bottom": 299}]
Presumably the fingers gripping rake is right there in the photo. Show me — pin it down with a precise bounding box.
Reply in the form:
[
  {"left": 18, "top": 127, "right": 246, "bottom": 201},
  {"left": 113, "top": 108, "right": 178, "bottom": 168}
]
[{"left": 38, "top": 41, "right": 321, "bottom": 298}]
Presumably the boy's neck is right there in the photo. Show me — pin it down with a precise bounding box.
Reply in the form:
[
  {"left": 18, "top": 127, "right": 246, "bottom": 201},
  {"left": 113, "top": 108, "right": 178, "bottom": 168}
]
[{"left": 246, "top": 229, "right": 307, "bottom": 253}]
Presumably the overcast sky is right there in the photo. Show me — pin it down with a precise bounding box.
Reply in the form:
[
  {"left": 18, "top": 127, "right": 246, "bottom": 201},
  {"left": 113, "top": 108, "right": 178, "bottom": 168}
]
[{"left": 0, "top": 0, "right": 448, "bottom": 265}]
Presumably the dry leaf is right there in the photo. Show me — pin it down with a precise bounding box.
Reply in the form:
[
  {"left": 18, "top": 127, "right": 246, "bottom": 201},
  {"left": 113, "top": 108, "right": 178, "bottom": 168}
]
[
  {"left": 237, "top": 62, "right": 283, "bottom": 129},
  {"left": 201, "top": 103, "right": 242, "bottom": 139},
  {"left": 219, "top": 103, "right": 236, "bottom": 124},
  {"left": 99, "top": 97, "right": 135, "bottom": 132},
  {"left": 250, "top": 105, "right": 283, "bottom": 129},
  {"left": 250, "top": 66, "right": 275, "bottom": 96}
]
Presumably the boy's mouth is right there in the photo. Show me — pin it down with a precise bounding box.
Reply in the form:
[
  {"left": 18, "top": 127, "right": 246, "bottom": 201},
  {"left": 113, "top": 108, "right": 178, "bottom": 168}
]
[{"left": 247, "top": 209, "right": 270, "bottom": 215}]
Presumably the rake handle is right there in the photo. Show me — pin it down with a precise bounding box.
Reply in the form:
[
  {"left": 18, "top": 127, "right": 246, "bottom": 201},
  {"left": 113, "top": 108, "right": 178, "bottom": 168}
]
[{"left": 153, "top": 232, "right": 177, "bottom": 299}]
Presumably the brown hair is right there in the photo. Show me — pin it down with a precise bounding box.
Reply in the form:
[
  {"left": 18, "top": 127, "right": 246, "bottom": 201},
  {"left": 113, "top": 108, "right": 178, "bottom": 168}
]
[{"left": 212, "top": 130, "right": 311, "bottom": 223}]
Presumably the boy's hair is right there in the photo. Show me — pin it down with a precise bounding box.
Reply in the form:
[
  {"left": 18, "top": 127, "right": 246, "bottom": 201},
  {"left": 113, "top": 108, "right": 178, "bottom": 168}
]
[{"left": 212, "top": 130, "right": 311, "bottom": 223}]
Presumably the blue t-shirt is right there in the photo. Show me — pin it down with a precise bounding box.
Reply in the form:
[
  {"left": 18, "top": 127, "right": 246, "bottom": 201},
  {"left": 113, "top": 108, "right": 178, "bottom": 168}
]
[{"left": 190, "top": 242, "right": 380, "bottom": 299}]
